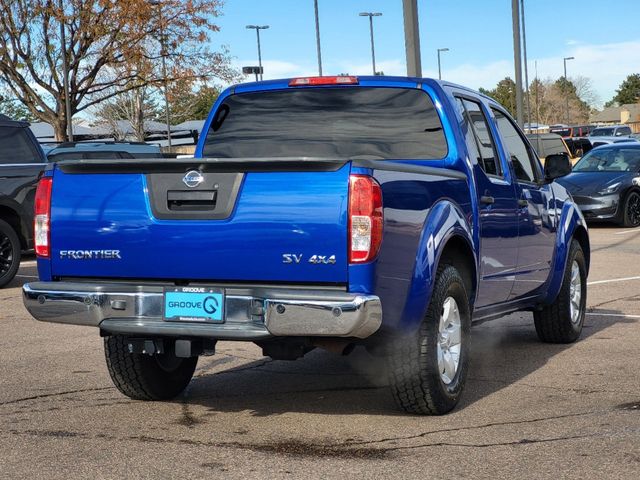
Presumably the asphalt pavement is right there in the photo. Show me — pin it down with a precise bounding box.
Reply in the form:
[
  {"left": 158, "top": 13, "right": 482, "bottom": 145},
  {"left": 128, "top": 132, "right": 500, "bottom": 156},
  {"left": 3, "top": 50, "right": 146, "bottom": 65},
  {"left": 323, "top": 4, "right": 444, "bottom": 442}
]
[{"left": 1, "top": 225, "right": 639, "bottom": 479}]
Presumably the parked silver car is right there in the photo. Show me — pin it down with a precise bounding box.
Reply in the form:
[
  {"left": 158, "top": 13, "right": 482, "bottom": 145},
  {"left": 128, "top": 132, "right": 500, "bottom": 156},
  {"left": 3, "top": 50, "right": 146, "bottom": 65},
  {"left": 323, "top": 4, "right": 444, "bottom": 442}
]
[{"left": 588, "top": 125, "right": 636, "bottom": 147}]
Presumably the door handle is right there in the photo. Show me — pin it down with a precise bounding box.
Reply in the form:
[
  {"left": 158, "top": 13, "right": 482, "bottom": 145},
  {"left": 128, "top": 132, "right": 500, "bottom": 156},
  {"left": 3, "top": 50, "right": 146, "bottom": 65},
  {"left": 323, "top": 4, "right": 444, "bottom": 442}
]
[
  {"left": 518, "top": 199, "right": 529, "bottom": 207},
  {"left": 480, "top": 195, "right": 495, "bottom": 205}
]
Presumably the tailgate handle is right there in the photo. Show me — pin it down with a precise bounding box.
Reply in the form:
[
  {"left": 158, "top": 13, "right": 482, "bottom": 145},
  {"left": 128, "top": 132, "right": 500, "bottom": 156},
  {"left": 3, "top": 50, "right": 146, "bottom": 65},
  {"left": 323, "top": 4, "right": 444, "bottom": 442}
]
[{"left": 167, "top": 190, "right": 217, "bottom": 211}]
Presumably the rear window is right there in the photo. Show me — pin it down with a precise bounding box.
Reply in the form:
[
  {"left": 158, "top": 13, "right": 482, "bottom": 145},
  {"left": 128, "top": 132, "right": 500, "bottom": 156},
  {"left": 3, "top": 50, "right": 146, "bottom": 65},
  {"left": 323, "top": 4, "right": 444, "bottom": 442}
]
[
  {"left": 591, "top": 128, "right": 614, "bottom": 137},
  {"left": 0, "top": 126, "right": 43, "bottom": 164},
  {"left": 528, "top": 135, "right": 567, "bottom": 158},
  {"left": 202, "top": 87, "right": 448, "bottom": 159}
]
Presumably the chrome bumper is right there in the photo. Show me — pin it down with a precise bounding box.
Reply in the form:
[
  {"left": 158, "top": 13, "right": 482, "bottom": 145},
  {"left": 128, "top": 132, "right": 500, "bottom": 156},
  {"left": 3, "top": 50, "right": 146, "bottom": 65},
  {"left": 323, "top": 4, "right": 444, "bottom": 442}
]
[{"left": 22, "top": 282, "right": 382, "bottom": 340}]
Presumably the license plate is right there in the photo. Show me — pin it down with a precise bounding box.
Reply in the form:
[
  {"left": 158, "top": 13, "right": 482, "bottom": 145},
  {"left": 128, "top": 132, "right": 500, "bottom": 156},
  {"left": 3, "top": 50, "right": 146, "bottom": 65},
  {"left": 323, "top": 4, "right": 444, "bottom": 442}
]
[{"left": 163, "top": 287, "right": 224, "bottom": 323}]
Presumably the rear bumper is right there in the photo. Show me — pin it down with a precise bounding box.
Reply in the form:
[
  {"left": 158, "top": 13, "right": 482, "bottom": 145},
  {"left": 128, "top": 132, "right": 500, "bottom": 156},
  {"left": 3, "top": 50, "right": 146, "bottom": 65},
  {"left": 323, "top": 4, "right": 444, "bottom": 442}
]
[{"left": 22, "top": 282, "right": 382, "bottom": 340}]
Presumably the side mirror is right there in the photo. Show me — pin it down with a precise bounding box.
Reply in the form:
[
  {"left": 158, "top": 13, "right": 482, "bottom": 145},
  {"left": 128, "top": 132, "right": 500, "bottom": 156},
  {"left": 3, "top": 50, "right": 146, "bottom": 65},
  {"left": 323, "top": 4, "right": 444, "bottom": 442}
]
[{"left": 544, "top": 153, "right": 572, "bottom": 183}]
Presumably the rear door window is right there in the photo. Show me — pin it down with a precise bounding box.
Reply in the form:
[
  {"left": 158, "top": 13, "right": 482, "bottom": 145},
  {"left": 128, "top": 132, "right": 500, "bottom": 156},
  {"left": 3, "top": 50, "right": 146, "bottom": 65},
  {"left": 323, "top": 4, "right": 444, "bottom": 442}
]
[
  {"left": 203, "top": 87, "right": 448, "bottom": 159},
  {"left": 455, "top": 97, "right": 502, "bottom": 177},
  {"left": 0, "top": 126, "right": 43, "bottom": 164}
]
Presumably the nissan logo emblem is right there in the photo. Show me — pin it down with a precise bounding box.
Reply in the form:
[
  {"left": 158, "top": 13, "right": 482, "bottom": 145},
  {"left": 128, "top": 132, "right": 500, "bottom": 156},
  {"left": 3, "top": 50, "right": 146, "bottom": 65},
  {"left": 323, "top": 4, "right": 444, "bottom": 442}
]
[{"left": 183, "top": 170, "right": 204, "bottom": 188}]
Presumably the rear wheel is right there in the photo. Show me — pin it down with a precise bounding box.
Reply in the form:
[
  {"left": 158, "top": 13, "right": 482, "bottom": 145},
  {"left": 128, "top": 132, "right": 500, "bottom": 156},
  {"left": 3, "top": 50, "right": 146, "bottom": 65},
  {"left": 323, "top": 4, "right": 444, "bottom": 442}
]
[
  {"left": 0, "top": 219, "right": 21, "bottom": 288},
  {"left": 534, "top": 240, "right": 586, "bottom": 343},
  {"left": 387, "top": 265, "right": 471, "bottom": 415},
  {"left": 621, "top": 191, "right": 640, "bottom": 227},
  {"left": 104, "top": 335, "right": 198, "bottom": 400}
]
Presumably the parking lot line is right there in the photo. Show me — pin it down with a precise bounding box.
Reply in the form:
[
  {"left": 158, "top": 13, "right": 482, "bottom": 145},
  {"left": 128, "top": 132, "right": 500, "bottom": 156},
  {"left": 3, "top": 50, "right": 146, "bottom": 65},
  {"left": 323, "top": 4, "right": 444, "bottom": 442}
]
[
  {"left": 613, "top": 229, "right": 640, "bottom": 235},
  {"left": 587, "top": 275, "right": 640, "bottom": 286},
  {"left": 20, "top": 261, "right": 37, "bottom": 266},
  {"left": 586, "top": 312, "right": 640, "bottom": 319},
  {"left": 15, "top": 275, "right": 39, "bottom": 279}
]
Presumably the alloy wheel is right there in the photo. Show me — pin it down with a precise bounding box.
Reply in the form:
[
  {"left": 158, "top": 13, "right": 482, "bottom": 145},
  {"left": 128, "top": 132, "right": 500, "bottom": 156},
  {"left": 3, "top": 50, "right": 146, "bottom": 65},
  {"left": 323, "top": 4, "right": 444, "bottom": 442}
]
[
  {"left": 569, "top": 260, "right": 582, "bottom": 324},
  {"left": 437, "top": 296, "right": 462, "bottom": 384},
  {"left": 0, "top": 232, "right": 13, "bottom": 277},
  {"left": 627, "top": 193, "right": 640, "bottom": 226}
]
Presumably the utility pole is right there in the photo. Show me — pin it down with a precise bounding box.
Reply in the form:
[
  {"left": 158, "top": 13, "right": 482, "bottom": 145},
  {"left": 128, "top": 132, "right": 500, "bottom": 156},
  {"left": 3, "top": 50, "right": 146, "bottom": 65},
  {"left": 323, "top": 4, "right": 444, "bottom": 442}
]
[
  {"left": 313, "top": 0, "right": 323, "bottom": 76},
  {"left": 437, "top": 48, "right": 449, "bottom": 80},
  {"left": 402, "top": 0, "right": 421, "bottom": 77},
  {"left": 359, "top": 12, "right": 382, "bottom": 75},
  {"left": 511, "top": 0, "right": 524, "bottom": 127},
  {"left": 58, "top": 0, "right": 73, "bottom": 142},
  {"left": 521, "top": 0, "right": 531, "bottom": 130},
  {"left": 246, "top": 25, "right": 269, "bottom": 81},
  {"left": 563, "top": 56, "right": 575, "bottom": 125}
]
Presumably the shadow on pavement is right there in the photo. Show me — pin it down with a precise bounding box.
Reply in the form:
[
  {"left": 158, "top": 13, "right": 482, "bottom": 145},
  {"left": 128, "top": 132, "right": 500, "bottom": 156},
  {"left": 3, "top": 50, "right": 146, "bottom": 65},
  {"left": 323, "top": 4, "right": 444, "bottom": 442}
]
[{"left": 180, "top": 308, "right": 632, "bottom": 416}]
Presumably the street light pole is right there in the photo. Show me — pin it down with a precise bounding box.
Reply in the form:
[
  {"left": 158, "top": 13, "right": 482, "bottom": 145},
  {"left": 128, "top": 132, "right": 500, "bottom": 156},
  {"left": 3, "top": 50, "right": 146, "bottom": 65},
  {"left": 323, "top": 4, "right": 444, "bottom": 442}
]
[
  {"left": 563, "top": 56, "right": 575, "bottom": 125},
  {"left": 58, "top": 0, "right": 73, "bottom": 142},
  {"left": 437, "top": 48, "right": 449, "bottom": 80},
  {"left": 313, "top": 0, "right": 323, "bottom": 76},
  {"left": 246, "top": 25, "right": 269, "bottom": 81},
  {"left": 359, "top": 12, "right": 382, "bottom": 75}
]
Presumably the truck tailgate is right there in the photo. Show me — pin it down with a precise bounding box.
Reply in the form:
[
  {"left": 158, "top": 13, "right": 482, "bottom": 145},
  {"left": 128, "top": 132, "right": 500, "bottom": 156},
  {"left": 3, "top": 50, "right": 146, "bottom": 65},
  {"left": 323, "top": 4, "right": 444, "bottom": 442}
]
[{"left": 49, "top": 160, "right": 350, "bottom": 284}]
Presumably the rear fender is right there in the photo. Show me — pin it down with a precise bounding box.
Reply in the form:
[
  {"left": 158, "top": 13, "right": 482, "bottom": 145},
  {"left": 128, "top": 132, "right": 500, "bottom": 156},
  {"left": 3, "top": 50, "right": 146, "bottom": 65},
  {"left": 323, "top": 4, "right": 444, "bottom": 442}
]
[
  {"left": 542, "top": 201, "right": 589, "bottom": 305},
  {"left": 398, "top": 200, "right": 476, "bottom": 331}
]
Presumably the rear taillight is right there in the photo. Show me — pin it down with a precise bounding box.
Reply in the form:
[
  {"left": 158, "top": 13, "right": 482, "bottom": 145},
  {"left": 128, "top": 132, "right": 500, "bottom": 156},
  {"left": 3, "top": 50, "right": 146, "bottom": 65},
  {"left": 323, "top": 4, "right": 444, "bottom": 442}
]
[
  {"left": 348, "top": 175, "right": 383, "bottom": 264},
  {"left": 34, "top": 177, "right": 52, "bottom": 258}
]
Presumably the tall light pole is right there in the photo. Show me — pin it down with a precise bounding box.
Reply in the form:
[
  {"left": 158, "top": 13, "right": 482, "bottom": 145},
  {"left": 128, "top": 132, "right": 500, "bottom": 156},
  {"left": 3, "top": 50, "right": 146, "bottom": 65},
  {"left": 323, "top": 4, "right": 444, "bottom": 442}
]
[
  {"left": 313, "top": 0, "right": 323, "bottom": 76},
  {"left": 563, "top": 56, "right": 575, "bottom": 125},
  {"left": 149, "top": 0, "right": 172, "bottom": 147},
  {"left": 246, "top": 25, "right": 269, "bottom": 81},
  {"left": 58, "top": 0, "right": 73, "bottom": 141},
  {"left": 437, "top": 48, "right": 449, "bottom": 80},
  {"left": 359, "top": 12, "right": 382, "bottom": 75}
]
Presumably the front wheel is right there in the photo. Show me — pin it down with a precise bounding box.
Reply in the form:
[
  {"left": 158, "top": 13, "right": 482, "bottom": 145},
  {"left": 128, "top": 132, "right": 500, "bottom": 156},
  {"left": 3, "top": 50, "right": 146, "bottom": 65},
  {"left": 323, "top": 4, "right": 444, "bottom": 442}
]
[
  {"left": 534, "top": 239, "right": 587, "bottom": 343},
  {"left": 104, "top": 335, "right": 198, "bottom": 400},
  {"left": 387, "top": 265, "right": 471, "bottom": 415},
  {"left": 621, "top": 191, "right": 640, "bottom": 227}
]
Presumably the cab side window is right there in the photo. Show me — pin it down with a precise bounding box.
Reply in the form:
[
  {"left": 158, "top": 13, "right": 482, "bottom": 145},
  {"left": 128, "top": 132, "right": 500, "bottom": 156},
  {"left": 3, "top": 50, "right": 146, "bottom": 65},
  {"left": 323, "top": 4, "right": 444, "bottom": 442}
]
[
  {"left": 455, "top": 97, "right": 502, "bottom": 177},
  {"left": 492, "top": 109, "right": 539, "bottom": 182}
]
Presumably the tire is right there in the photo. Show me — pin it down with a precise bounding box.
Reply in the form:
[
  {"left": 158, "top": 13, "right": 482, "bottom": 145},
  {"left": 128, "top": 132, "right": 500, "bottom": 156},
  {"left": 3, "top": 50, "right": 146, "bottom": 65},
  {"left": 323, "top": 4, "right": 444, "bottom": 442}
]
[
  {"left": 387, "top": 265, "right": 471, "bottom": 415},
  {"left": 104, "top": 335, "right": 198, "bottom": 400},
  {"left": 534, "top": 239, "right": 586, "bottom": 343},
  {"left": 621, "top": 191, "right": 640, "bottom": 227},
  {"left": 0, "top": 219, "right": 21, "bottom": 289}
]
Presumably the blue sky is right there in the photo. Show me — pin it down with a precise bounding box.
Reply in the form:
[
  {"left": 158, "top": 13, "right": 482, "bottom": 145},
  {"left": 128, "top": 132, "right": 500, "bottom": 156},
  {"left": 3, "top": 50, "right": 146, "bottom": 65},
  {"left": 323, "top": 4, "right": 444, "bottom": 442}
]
[{"left": 212, "top": 0, "right": 640, "bottom": 107}]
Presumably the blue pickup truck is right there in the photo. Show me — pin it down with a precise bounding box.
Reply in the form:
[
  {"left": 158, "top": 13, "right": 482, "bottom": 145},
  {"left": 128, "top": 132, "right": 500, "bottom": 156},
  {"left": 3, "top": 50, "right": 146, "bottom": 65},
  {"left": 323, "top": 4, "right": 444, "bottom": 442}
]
[{"left": 23, "top": 76, "right": 589, "bottom": 415}]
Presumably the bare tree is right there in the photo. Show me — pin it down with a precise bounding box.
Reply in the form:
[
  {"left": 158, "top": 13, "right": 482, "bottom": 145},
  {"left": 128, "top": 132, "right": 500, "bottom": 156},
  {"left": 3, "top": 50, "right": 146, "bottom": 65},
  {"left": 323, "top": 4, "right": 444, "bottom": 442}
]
[
  {"left": 93, "top": 86, "right": 158, "bottom": 141},
  {"left": 0, "top": 0, "right": 236, "bottom": 140}
]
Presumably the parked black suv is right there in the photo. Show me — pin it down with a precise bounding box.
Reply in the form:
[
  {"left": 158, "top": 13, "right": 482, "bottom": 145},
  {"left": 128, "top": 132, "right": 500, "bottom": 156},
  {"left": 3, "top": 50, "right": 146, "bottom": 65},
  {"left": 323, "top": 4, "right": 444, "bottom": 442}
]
[{"left": 0, "top": 114, "right": 47, "bottom": 287}]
